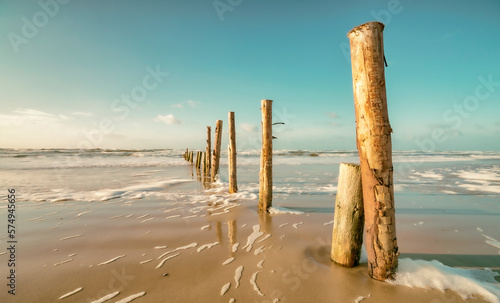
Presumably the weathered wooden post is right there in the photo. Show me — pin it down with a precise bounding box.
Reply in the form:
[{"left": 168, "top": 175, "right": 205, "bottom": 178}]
[
  {"left": 211, "top": 120, "right": 223, "bottom": 182},
  {"left": 195, "top": 151, "right": 202, "bottom": 169},
  {"left": 348, "top": 21, "right": 398, "bottom": 280},
  {"left": 228, "top": 112, "right": 238, "bottom": 193},
  {"left": 331, "top": 163, "right": 364, "bottom": 267},
  {"left": 259, "top": 100, "right": 273, "bottom": 212},
  {"left": 189, "top": 151, "right": 194, "bottom": 164},
  {"left": 205, "top": 127, "right": 211, "bottom": 176}
]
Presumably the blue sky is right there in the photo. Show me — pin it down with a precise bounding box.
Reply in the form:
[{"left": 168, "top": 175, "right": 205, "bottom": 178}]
[{"left": 1, "top": 0, "right": 499, "bottom": 151}]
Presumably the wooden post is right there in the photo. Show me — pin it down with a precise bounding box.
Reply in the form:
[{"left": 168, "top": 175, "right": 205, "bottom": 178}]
[
  {"left": 228, "top": 112, "right": 238, "bottom": 193},
  {"left": 348, "top": 21, "right": 398, "bottom": 280},
  {"left": 195, "top": 151, "right": 202, "bottom": 169},
  {"left": 259, "top": 99, "right": 273, "bottom": 212},
  {"left": 211, "top": 120, "right": 223, "bottom": 182},
  {"left": 189, "top": 151, "right": 194, "bottom": 163},
  {"left": 331, "top": 163, "right": 364, "bottom": 267},
  {"left": 205, "top": 127, "right": 211, "bottom": 176}
]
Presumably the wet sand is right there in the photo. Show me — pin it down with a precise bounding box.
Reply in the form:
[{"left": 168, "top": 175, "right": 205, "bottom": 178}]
[{"left": 1, "top": 162, "right": 500, "bottom": 303}]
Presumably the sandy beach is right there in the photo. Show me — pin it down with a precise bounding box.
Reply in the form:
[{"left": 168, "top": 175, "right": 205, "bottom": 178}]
[{"left": 1, "top": 149, "right": 499, "bottom": 302}]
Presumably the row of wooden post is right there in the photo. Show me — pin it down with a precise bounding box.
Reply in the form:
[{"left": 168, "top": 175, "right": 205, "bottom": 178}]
[
  {"left": 183, "top": 112, "right": 238, "bottom": 194},
  {"left": 182, "top": 21, "right": 397, "bottom": 282}
]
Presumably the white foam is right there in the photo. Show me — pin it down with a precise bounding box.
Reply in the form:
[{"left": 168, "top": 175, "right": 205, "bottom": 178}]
[
  {"left": 223, "top": 257, "right": 235, "bottom": 265},
  {"left": 234, "top": 266, "right": 244, "bottom": 288},
  {"left": 90, "top": 291, "right": 120, "bottom": 303},
  {"left": 250, "top": 271, "right": 264, "bottom": 296},
  {"left": 254, "top": 246, "right": 265, "bottom": 256},
  {"left": 154, "top": 245, "right": 167, "bottom": 249},
  {"left": 156, "top": 253, "right": 180, "bottom": 269},
  {"left": 220, "top": 283, "right": 231, "bottom": 296},
  {"left": 197, "top": 241, "right": 220, "bottom": 253},
  {"left": 201, "top": 225, "right": 210, "bottom": 230},
  {"left": 60, "top": 234, "right": 83, "bottom": 241},
  {"left": 139, "top": 259, "right": 153, "bottom": 265},
  {"left": 389, "top": 258, "right": 500, "bottom": 303},
  {"left": 59, "top": 287, "right": 83, "bottom": 299},
  {"left": 257, "top": 260, "right": 265, "bottom": 268},
  {"left": 166, "top": 215, "right": 181, "bottom": 219},
  {"left": 76, "top": 211, "right": 92, "bottom": 217},
  {"left": 232, "top": 243, "right": 239, "bottom": 253},
  {"left": 54, "top": 259, "right": 73, "bottom": 266},
  {"left": 242, "top": 225, "right": 264, "bottom": 252},
  {"left": 414, "top": 171, "right": 443, "bottom": 180},
  {"left": 278, "top": 223, "right": 289, "bottom": 228},
  {"left": 323, "top": 220, "right": 334, "bottom": 226},
  {"left": 114, "top": 291, "right": 146, "bottom": 303},
  {"left": 292, "top": 222, "right": 303, "bottom": 229},
  {"left": 353, "top": 294, "right": 371, "bottom": 303},
  {"left": 158, "top": 242, "right": 198, "bottom": 259},
  {"left": 98, "top": 255, "right": 126, "bottom": 266},
  {"left": 483, "top": 235, "right": 500, "bottom": 253},
  {"left": 141, "top": 217, "right": 155, "bottom": 223}
]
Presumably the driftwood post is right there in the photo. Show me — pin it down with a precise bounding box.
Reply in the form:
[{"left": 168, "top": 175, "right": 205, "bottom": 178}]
[
  {"left": 331, "top": 163, "right": 364, "bottom": 267},
  {"left": 348, "top": 21, "right": 398, "bottom": 280},
  {"left": 259, "top": 99, "right": 273, "bottom": 212},
  {"left": 189, "top": 151, "right": 193, "bottom": 163},
  {"left": 211, "top": 120, "right": 223, "bottom": 182},
  {"left": 205, "top": 127, "right": 211, "bottom": 177},
  {"left": 196, "top": 151, "right": 202, "bottom": 169},
  {"left": 228, "top": 112, "right": 238, "bottom": 193}
]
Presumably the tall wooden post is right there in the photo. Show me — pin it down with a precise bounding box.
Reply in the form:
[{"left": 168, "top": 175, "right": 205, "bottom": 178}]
[
  {"left": 259, "top": 99, "right": 273, "bottom": 212},
  {"left": 211, "top": 120, "right": 223, "bottom": 182},
  {"left": 205, "top": 127, "right": 211, "bottom": 177},
  {"left": 228, "top": 112, "right": 238, "bottom": 193},
  {"left": 189, "top": 151, "right": 194, "bottom": 163},
  {"left": 331, "top": 163, "right": 364, "bottom": 267},
  {"left": 348, "top": 21, "right": 398, "bottom": 280}
]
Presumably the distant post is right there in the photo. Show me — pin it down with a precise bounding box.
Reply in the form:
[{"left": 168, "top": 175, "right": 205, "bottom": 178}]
[
  {"left": 228, "top": 112, "right": 238, "bottom": 193},
  {"left": 211, "top": 120, "right": 223, "bottom": 182},
  {"left": 348, "top": 21, "right": 398, "bottom": 280},
  {"left": 205, "top": 126, "right": 211, "bottom": 177},
  {"left": 331, "top": 163, "right": 364, "bottom": 267},
  {"left": 259, "top": 99, "right": 273, "bottom": 212}
]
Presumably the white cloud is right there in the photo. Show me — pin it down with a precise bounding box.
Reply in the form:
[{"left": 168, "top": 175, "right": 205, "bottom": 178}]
[
  {"left": 156, "top": 114, "right": 182, "bottom": 125},
  {"left": 58, "top": 114, "right": 73, "bottom": 120},
  {"left": 186, "top": 100, "right": 200, "bottom": 108},
  {"left": 171, "top": 103, "right": 184, "bottom": 109},
  {"left": 14, "top": 108, "right": 54, "bottom": 117},
  {"left": 71, "top": 111, "right": 94, "bottom": 117},
  {"left": 240, "top": 123, "right": 257, "bottom": 133}
]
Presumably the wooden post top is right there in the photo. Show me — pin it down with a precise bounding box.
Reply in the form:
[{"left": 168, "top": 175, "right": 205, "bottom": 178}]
[{"left": 348, "top": 21, "right": 385, "bottom": 38}]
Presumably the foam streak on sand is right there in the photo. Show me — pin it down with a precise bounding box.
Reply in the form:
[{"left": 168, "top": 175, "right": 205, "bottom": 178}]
[
  {"left": 232, "top": 243, "right": 239, "bottom": 253},
  {"left": 223, "top": 257, "right": 235, "bottom": 265},
  {"left": 114, "top": 291, "right": 146, "bottom": 303},
  {"left": 354, "top": 294, "right": 371, "bottom": 303},
  {"left": 257, "top": 234, "right": 271, "bottom": 243},
  {"left": 139, "top": 259, "right": 153, "bottom": 264},
  {"left": 98, "top": 255, "right": 126, "bottom": 266},
  {"left": 251, "top": 271, "right": 264, "bottom": 296},
  {"left": 156, "top": 253, "right": 180, "bottom": 269},
  {"left": 197, "top": 242, "right": 220, "bottom": 253},
  {"left": 242, "top": 225, "right": 264, "bottom": 252},
  {"left": 257, "top": 260, "right": 265, "bottom": 268},
  {"left": 60, "top": 234, "right": 83, "bottom": 241},
  {"left": 278, "top": 223, "right": 289, "bottom": 228},
  {"left": 220, "top": 282, "right": 231, "bottom": 296},
  {"left": 58, "top": 287, "right": 83, "bottom": 299},
  {"left": 54, "top": 259, "right": 73, "bottom": 266},
  {"left": 158, "top": 242, "right": 198, "bottom": 259},
  {"left": 292, "top": 222, "right": 303, "bottom": 229},
  {"left": 234, "top": 266, "right": 244, "bottom": 288},
  {"left": 90, "top": 291, "right": 120, "bottom": 303},
  {"left": 201, "top": 225, "right": 210, "bottom": 230},
  {"left": 254, "top": 246, "right": 265, "bottom": 256},
  {"left": 483, "top": 234, "right": 500, "bottom": 253}
]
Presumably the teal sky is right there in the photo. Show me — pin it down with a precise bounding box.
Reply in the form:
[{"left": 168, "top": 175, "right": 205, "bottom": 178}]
[{"left": 1, "top": 0, "right": 499, "bottom": 151}]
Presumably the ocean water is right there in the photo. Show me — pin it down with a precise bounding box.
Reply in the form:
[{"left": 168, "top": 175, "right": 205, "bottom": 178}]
[{"left": 1, "top": 148, "right": 500, "bottom": 204}]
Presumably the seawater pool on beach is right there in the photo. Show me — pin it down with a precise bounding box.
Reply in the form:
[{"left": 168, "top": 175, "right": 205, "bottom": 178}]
[{"left": 0, "top": 149, "right": 499, "bottom": 302}]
